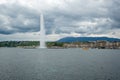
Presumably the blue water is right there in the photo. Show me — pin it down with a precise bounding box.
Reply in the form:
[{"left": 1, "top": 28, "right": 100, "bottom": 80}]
[{"left": 0, "top": 48, "right": 120, "bottom": 80}]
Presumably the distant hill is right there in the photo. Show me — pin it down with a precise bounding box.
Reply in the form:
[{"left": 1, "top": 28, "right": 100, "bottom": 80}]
[{"left": 57, "top": 37, "right": 120, "bottom": 42}]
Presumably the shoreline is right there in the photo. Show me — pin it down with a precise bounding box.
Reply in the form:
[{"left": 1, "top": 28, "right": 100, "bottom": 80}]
[{"left": 0, "top": 47, "right": 120, "bottom": 50}]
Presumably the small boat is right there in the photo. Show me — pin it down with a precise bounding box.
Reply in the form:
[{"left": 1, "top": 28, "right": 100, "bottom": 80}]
[{"left": 82, "top": 47, "right": 89, "bottom": 50}]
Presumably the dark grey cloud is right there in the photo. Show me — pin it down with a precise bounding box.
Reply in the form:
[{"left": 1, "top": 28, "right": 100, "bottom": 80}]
[
  {"left": 46, "top": 0, "right": 120, "bottom": 35},
  {"left": 0, "top": 3, "right": 40, "bottom": 34},
  {"left": 0, "top": 0, "right": 120, "bottom": 37},
  {"left": 106, "top": 0, "right": 120, "bottom": 29}
]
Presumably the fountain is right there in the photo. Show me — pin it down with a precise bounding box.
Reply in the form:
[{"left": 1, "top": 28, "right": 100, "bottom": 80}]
[{"left": 39, "top": 14, "right": 46, "bottom": 48}]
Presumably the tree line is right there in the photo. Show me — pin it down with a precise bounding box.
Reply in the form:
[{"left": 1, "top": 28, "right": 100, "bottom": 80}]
[{"left": 0, "top": 41, "right": 64, "bottom": 47}]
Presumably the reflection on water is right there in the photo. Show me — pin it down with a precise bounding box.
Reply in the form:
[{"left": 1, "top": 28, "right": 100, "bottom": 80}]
[{"left": 0, "top": 48, "right": 120, "bottom": 80}]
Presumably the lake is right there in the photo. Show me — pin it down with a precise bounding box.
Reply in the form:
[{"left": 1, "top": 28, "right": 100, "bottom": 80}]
[{"left": 0, "top": 48, "right": 120, "bottom": 80}]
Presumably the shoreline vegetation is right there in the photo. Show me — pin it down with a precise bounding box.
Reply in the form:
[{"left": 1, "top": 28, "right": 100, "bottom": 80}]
[{"left": 0, "top": 41, "right": 120, "bottom": 49}]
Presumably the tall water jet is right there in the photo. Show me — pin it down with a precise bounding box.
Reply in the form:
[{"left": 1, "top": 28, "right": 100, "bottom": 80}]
[{"left": 40, "top": 14, "right": 46, "bottom": 48}]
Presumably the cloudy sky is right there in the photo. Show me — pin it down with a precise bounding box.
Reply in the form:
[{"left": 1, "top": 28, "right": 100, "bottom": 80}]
[{"left": 0, "top": 0, "right": 120, "bottom": 41}]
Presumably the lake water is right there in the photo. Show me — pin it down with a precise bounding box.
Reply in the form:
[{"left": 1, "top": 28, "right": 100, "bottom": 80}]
[{"left": 0, "top": 48, "right": 120, "bottom": 80}]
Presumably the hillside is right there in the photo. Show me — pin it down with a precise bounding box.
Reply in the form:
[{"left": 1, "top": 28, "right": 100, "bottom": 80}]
[{"left": 58, "top": 37, "right": 120, "bottom": 42}]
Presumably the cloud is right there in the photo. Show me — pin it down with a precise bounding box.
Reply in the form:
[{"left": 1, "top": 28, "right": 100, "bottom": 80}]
[
  {"left": 0, "top": 0, "right": 120, "bottom": 41},
  {"left": 0, "top": 3, "right": 40, "bottom": 34}
]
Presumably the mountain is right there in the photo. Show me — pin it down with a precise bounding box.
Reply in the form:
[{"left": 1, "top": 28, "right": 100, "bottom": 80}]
[{"left": 57, "top": 37, "right": 120, "bottom": 42}]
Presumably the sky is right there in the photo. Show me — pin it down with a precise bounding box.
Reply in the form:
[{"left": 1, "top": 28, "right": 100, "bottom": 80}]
[{"left": 0, "top": 0, "right": 120, "bottom": 41}]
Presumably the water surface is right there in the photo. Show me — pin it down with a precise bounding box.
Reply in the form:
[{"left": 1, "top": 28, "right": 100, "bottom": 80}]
[{"left": 0, "top": 48, "right": 120, "bottom": 80}]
